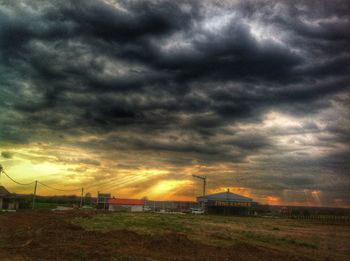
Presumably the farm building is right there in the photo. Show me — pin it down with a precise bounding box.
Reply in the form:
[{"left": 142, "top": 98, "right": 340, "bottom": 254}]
[
  {"left": 108, "top": 198, "right": 145, "bottom": 212},
  {"left": 145, "top": 200, "right": 198, "bottom": 212},
  {"left": 0, "top": 186, "right": 18, "bottom": 211},
  {"left": 197, "top": 189, "right": 253, "bottom": 215}
]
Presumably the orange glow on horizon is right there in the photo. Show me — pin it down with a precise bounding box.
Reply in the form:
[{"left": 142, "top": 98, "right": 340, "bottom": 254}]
[
  {"left": 142, "top": 179, "right": 192, "bottom": 200},
  {"left": 1, "top": 142, "right": 349, "bottom": 207},
  {"left": 266, "top": 196, "right": 280, "bottom": 205}
]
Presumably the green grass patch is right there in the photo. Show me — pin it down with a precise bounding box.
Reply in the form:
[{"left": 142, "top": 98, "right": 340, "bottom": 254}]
[
  {"left": 72, "top": 212, "right": 189, "bottom": 234},
  {"left": 71, "top": 212, "right": 350, "bottom": 260}
]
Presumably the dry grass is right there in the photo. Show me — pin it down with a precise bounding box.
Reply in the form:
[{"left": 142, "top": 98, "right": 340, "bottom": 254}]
[{"left": 72, "top": 212, "right": 350, "bottom": 260}]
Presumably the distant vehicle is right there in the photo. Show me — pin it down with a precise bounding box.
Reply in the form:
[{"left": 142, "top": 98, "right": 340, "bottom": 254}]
[
  {"left": 1, "top": 209, "right": 16, "bottom": 212},
  {"left": 191, "top": 208, "right": 204, "bottom": 214},
  {"left": 81, "top": 205, "right": 95, "bottom": 210},
  {"left": 143, "top": 206, "right": 152, "bottom": 212},
  {"left": 51, "top": 206, "right": 74, "bottom": 212}
]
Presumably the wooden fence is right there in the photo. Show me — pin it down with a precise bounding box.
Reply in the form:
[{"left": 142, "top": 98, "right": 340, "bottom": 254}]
[{"left": 288, "top": 215, "right": 350, "bottom": 224}]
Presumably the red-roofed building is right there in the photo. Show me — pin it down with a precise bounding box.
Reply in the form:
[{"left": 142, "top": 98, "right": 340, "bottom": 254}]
[{"left": 107, "top": 198, "right": 145, "bottom": 212}]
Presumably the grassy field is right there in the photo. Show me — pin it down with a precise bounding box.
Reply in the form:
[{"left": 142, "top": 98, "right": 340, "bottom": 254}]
[
  {"left": 33, "top": 202, "right": 71, "bottom": 209},
  {"left": 72, "top": 212, "right": 350, "bottom": 260}
]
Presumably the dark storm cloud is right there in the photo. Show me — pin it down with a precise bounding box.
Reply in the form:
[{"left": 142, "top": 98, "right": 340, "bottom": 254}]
[
  {"left": 0, "top": 0, "right": 348, "bottom": 143},
  {"left": 0, "top": 0, "right": 349, "bottom": 204}
]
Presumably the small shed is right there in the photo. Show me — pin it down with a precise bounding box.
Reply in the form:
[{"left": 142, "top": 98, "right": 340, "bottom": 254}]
[
  {"left": 0, "top": 186, "right": 18, "bottom": 210},
  {"left": 108, "top": 198, "right": 145, "bottom": 212}
]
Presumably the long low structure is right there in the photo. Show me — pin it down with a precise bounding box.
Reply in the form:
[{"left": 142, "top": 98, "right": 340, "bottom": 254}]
[
  {"left": 145, "top": 200, "right": 198, "bottom": 212},
  {"left": 198, "top": 190, "right": 254, "bottom": 215},
  {"left": 107, "top": 198, "right": 145, "bottom": 212},
  {"left": 100, "top": 190, "right": 253, "bottom": 215}
]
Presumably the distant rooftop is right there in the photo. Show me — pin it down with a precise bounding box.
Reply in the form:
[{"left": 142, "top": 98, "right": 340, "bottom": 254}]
[
  {"left": 0, "top": 186, "right": 12, "bottom": 197},
  {"left": 108, "top": 198, "right": 145, "bottom": 205},
  {"left": 198, "top": 191, "right": 253, "bottom": 202}
]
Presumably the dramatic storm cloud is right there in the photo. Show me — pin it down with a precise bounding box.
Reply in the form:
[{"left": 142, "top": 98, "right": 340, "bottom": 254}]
[{"left": 0, "top": 0, "right": 349, "bottom": 206}]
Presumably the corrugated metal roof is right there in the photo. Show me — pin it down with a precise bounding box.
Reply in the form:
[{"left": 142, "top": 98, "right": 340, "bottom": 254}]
[
  {"left": 107, "top": 198, "right": 145, "bottom": 205},
  {"left": 198, "top": 191, "right": 253, "bottom": 202}
]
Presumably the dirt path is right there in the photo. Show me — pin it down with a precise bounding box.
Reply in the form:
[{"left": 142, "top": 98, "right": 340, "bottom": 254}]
[{"left": 0, "top": 210, "right": 312, "bottom": 261}]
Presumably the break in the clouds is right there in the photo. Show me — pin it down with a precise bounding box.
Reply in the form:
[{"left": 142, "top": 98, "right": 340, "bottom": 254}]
[{"left": 0, "top": 0, "right": 349, "bottom": 206}]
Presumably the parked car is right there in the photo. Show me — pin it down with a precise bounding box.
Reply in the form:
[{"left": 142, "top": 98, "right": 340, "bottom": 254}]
[
  {"left": 191, "top": 208, "right": 204, "bottom": 214},
  {"left": 81, "top": 205, "right": 95, "bottom": 210},
  {"left": 51, "top": 206, "right": 74, "bottom": 212},
  {"left": 143, "top": 206, "right": 152, "bottom": 212}
]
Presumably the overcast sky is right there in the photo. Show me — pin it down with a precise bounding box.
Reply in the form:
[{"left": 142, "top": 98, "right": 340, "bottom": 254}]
[{"left": 0, "top": 0, "right": 349, "bottom": 206}]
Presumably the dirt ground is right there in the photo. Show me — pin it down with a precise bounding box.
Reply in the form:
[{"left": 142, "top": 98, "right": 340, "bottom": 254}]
[{"left": 0, "top": 210, "right": 345, "bottom": 261}]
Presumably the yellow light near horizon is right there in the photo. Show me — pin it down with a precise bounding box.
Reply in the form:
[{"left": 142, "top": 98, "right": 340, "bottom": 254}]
[
  {"left": 34, "top": 162, "right": 62, "bottom": 173},
  {"left": 148, "top": 180, "right": 190, "bottom": 199},
  {"left": 6, "top": 161, "right": 62, "bottom": 181},
  {"left": 136, "top": 169, "right": 169, "bottom": 177},
  {"left": 153, "top": 180, "right": 180, "bottom": 194},
  {"left": 1, "top": 160, "right": 68, "bottom": 195}
]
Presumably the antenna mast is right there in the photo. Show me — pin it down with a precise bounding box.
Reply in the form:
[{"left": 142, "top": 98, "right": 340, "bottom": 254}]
[{"left": 192, "top": 175, "right": 207, "bottom": 196}]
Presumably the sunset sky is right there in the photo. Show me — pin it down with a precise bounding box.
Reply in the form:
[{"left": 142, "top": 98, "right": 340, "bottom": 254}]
[{"left": 0, "top": 0, "right": 349, "bottom": 207}]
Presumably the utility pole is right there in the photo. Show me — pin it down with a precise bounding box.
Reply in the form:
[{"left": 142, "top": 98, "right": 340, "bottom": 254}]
[
  {"left": 32, "top": 180, "right": 38, "bottom": 210},
  {"left": 80, "top": 187, "right": 84, "bottom": 208},
  {"left": 192, "top": 175, "right": 207, "bottom": 196},
  {"left": 0, "top": 165, "right": 2, "bottom": 184}
]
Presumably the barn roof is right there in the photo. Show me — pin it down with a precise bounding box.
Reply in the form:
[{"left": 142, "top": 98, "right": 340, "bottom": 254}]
[
  {"left": 0, "top": 186, "right": 12, "bottom": 197},
  {"left": 107, "top": 198, "right": 145, "bottom": 205},
  {"left": 198, "top": 191, "right": 253, "bottom": 202}
]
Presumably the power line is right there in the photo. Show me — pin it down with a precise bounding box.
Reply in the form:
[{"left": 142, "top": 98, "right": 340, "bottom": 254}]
[
  {"left": 83, "top": 174, "right": 143, "bottom": 192},
  {"left": 0, "top": 164, "right": 80, "bottom": 191},
  {"left": 1, "top": 169, "right": 35, "bottom": 186},
  {"left": 37, "top": 181, "right": 81, "bottom": 192},
  {"left": 92, "top": 175, "right": 142, "bottom": 192},
  {"left": 1, "top": 165, "right": 148, "bottom": 197},
  {"left": 1, "top": 165, "right": 86, "bottom": 210},
  {"left": 83, "top": 175, "right": 121, "bottom": 190}
]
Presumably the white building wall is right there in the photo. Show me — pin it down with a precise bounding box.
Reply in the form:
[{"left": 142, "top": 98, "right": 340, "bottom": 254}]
[
  {"left": 8, "top": 202, "right": 15, "bottom": 210},
  {"left": 109, "top": 204, "right": 143, "bottom": 212},
  {"left": 130, "top": 205, "right": 143, "bottom": 212}
]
